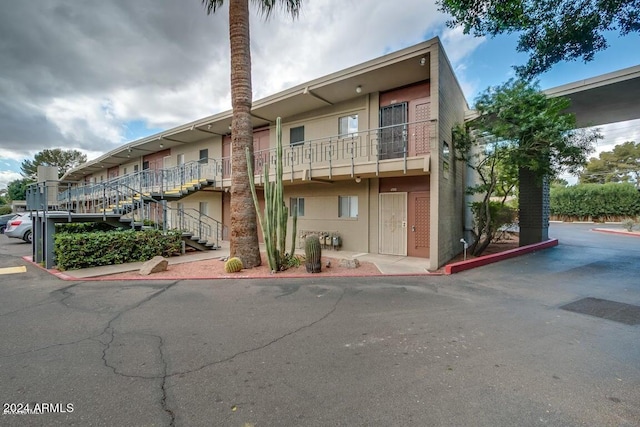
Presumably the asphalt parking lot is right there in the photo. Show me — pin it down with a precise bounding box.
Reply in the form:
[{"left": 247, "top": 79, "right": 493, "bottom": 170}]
[{"left": 0, "top": 223, "right": 638, "bottom": 426}]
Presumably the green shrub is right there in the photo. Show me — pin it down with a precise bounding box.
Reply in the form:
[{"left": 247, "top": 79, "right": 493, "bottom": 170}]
[
  {"left": 622, "top": 218, "right": 637, "bottom": 232},
  {"left": 0, "top": 206, "right": 12, "bottom": 215},
  {"left": 470, "top": 201, "right": 517, "bottom": 240},
  {"left": 54, "top": 229, "right": 182, "bottom": 270},
  {"left": 55, "top": 222, "right": 115, "bottom": 234},
  {"left": 550, "top": 183, "right": 640, "bottom": 221}
]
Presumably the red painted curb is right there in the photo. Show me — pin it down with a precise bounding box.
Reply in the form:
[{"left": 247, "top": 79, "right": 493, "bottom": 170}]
[
  {"left": 444, "top": 239, "right": 559, "bottom": 275},
  {"left": 592, "top": 228, "right": 640, "bottom": 238}
]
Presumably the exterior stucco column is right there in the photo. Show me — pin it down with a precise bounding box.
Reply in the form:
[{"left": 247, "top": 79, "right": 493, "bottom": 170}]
[{"left": 518, "top": 167, "right": 549, "bottom": 246}]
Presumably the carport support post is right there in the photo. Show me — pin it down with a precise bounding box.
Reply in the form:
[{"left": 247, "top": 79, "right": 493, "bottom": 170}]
[
  {"left": 518, "top": 167, "right": 549, "bottom": 246},
  {"left": 45, "top": 218, "right": 56, "bottom": 269},
  {"left": 33, "top": 212, "right": 43, "bottom": 264}
]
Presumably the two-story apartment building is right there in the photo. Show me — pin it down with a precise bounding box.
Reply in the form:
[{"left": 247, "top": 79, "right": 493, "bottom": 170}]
[{"left": 60, "top": 37, "right": 468, "bottom": 270}]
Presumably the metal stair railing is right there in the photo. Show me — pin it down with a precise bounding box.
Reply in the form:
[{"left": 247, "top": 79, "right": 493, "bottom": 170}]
[
  {"left": 246, "top": 118, "right": 436, "bottom": 181},
  {"left": 165, "top": 206, "right": 212, "bottom": 244},
  {"left": 156, "top": 158, "right": 221, "bottom": 197}
]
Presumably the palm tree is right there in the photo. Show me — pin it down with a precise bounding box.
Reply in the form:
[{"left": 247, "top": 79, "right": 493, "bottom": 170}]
[{"left": 202, "top": 0, "right": 301, "bottom": 268}]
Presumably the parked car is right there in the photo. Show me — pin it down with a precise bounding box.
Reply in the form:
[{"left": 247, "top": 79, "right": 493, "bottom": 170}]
[
  {"left": 4, "top": 211, "right": 70, "bottom": 243},
  {"left": 0, "top": 213, "right": 17, "bottom": 234}
]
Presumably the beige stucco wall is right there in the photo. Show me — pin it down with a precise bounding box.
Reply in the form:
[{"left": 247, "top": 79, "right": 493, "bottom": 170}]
[
  {"left": 283, "top": 180, "right": 371, "bottom": 253},
  {"left": 166, "top": 136, "right": 221, "bottom": 168},
  {"left": 174, "top": 190, "right": 223, "bottom": 222},
  {"left": 280, "top": 97, "right": 368, "bottom": 145},
  {"left": 118, "top": 160, "right": 141, "bottom": 176}
]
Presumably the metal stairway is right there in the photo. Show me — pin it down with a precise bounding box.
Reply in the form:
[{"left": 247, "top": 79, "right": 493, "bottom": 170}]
[{"left": 54, "top": 162, "right": 226, "bottom": 251}]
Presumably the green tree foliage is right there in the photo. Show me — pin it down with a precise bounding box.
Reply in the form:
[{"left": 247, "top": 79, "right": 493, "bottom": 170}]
[
  {"left": 438, "top": 0, "right": 640, "bottom": 77},
  {"left": 20, "top": 148, "right": 87, "bottom": 180},
  {"left": 7, "top": 178, "right": 32, "bottom": 201},
  {"left": 454, "top": 125, "right": 518, "bottom": 255},
  {"left": 551, "top": 183, "right": 640, "bottom": 221},
  {"left": 472, "top": 80, "right": 599, "bottom": 179},
  {"left": 579, "top": 141, "right": 640, "bottom": 185},
  {"left": 455, "top": 79, "right": 599, "bottom": 255}
]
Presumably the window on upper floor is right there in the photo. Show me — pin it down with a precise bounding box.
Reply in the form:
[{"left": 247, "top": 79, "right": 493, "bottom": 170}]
[
  {"left": 339, "top": 114, "right": 358, "bottom": 137},
  {"left": 290, "top": 126, "right": 304, "bottom": 146},
  {"left": 338, "top": 196, "right": 358, "bottom": 218},
  {"left": 290, "top": 197, "right": 305, "bottom": 217},
  {"left": 199, "top": 149, "right": 208, "bottom": 164}
]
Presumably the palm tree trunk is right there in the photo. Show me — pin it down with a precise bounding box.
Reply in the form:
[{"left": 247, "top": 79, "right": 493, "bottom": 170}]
[{"left": 229, "top": 0, "right": 260, "bottom": 267}]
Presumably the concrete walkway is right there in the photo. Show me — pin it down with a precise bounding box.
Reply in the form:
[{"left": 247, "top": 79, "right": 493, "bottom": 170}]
[
  {"left": 49, "top": 223, "right": 638, "bottom": 279},
  {"left": 60, "top": 241, "right": 432, "bottom": 279}
]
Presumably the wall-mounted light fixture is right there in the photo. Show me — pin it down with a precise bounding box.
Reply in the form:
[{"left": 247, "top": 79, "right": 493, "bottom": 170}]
[
  {"left": 355, "top": 176, "right": 362, "bottom": 183},
  {"left": 127, "top": 147, "right": 132, "bottom": 153},
  {"left": 355, "top": 85, "right": 362, "bottom": 94},
  {"left": 420, "top": 57, "right": 426, "bottom": 66}
]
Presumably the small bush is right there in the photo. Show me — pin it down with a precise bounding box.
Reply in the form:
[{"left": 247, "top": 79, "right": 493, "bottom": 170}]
[
  {"left": 56, "top": 222, "right": 115, "bottom": 234},
  {"left": 622, "top": 218, "right": 637, "bottom": 232},
  {"left": 284, "top": 254, "right": 304, "bottom": 269}
]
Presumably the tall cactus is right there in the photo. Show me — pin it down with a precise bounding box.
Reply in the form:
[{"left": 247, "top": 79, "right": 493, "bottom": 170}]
[
  {"left": 246, "top": 117, "right": 297, "bottom": 272},
  {"left": 304, "top": 235, "right": 322, "bottom": 273}
]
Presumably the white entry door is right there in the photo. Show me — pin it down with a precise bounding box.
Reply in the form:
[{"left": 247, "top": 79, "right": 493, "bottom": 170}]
[{"left": 379, "top": 192, "right": 407, "bottom": 256}]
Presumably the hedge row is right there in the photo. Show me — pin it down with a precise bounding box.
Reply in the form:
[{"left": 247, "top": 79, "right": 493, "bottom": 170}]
[
  {"left": 550, "top": 183, "right": 640, "bottom": 221},
  {"left": 55, "top": 222, "right": 116, "bottom": 234},
  {"left": 54, "top": 229, "right": 183, "bottom": 271}
]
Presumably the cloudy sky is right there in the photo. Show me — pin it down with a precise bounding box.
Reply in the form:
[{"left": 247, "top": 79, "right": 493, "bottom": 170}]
[{"left": 1, "top": 0, "right": 639, "bottom": 190}]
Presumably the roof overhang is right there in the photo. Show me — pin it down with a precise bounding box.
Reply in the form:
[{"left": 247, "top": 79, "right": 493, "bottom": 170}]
[
  {"left": 464, "top": 64, "right": 640, "bottom": 129},
  {"left": 63, "top": 39, "right": 435, "bottom": 181},
  {"left": 544, "top": 64, "right": 640, "bottom": 128}
]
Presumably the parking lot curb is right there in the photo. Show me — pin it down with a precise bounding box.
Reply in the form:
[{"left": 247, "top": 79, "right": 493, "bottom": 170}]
[{"left": 444, "top": 239, "right": 559, "bottom": 275}]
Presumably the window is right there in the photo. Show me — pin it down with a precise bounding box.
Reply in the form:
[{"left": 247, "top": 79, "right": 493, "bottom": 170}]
[
  {"left": 442, "top": 141, "right": 450, "bottom": 160},
  {"left": 199, "top": 202, "right": 208, "bottom": 216},
  {"left": 339, "top": 196, "right": 358, "bottom": 218},
  {"left": 290, "top": 197, "right": 305, "bottom": 217},
  {"left": 290, "top": 126, "right": 305, "bottom": 146},
  {"left": 134, "top": 164, "right": 139, "bottom": 173},
  {"left": 123, "top": 167, "right": 128, "bottom": 175},
  {"left": 339, "top": 114, "right": 358, "bottom": 136},
  {"left": 199, "top": 149, "right": 208, "bottom": 164},
  {"left": 142, "top": 161, "right": 149, "bottom": 170},
  {"left": 177, "top": 153, "right": 185, "bottom": 165}
]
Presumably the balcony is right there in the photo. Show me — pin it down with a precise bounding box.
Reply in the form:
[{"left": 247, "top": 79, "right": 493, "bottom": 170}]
[{"left": 52, "top": 119, "right": 435, "bottom": 208}]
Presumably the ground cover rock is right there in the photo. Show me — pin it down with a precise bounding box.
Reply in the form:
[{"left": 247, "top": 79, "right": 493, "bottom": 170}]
[
  {"left": 339, "top": 258, "right": 360, "bottom": 269},
  {"left": 140, "top": 256, "right": 168, "bottom": 275}
]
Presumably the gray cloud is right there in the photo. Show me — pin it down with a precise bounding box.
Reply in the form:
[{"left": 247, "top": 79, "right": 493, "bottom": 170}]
[
  {"left": 0, "top": 0, "right": 230, "bottom": 155},
  {"left": 0, "top": 0, "right": 464, "bottom": 184}
]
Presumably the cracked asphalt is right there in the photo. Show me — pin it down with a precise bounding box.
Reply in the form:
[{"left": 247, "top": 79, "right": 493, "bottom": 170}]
[{"left": 0, "top": 223, "right": 639, "bottom": 426}]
